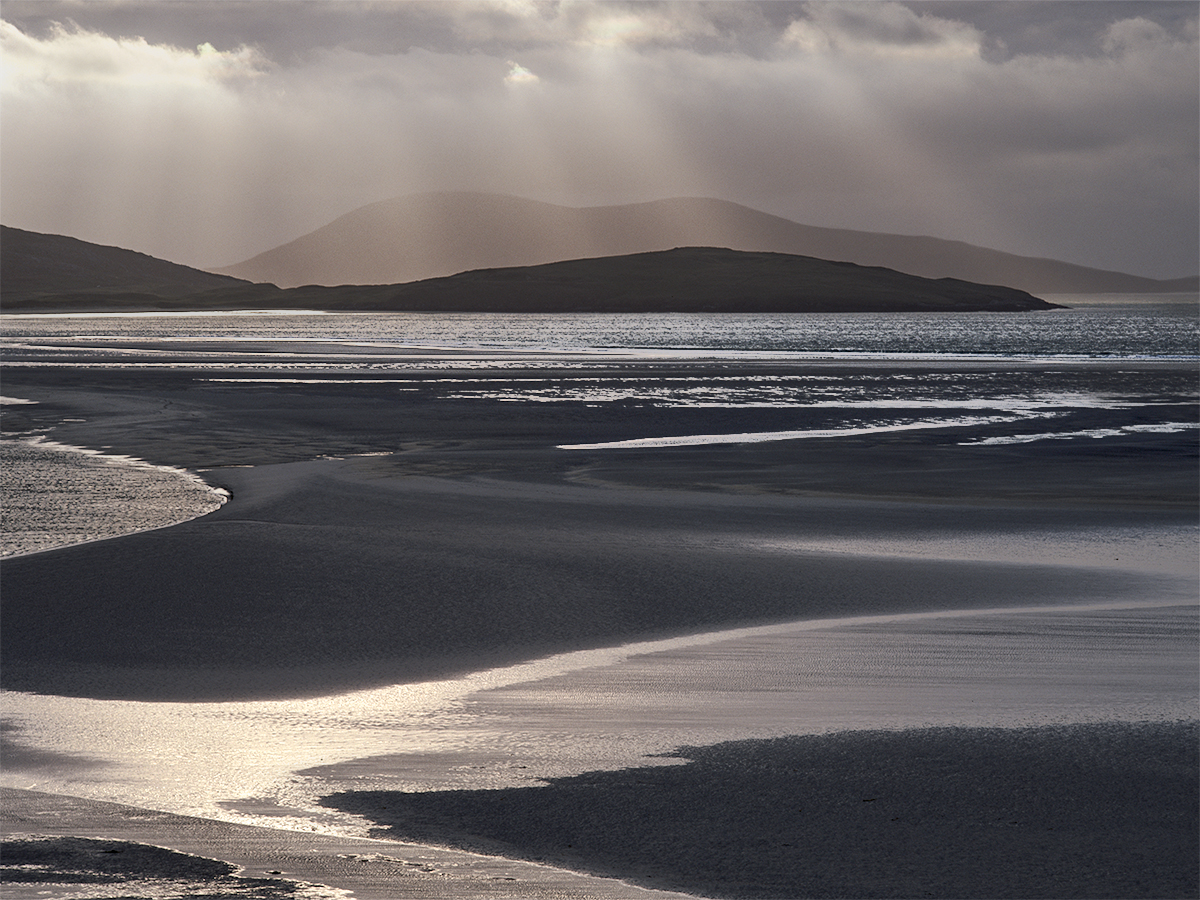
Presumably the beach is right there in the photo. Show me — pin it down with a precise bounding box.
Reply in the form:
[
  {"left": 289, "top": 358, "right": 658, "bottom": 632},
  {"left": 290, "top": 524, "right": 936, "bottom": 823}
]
[{"left": 1, "top": 332, "right": 1197, "bottom": 898}]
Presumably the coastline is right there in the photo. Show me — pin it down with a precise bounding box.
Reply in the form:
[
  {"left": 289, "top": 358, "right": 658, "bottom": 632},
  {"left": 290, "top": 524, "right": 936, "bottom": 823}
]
[
  {"left": 1, "top": 788, "right": 694, "bottom": 900},
  {"left": 1, "top": 353, "right": 1196, "bottom": 898},
  {"left": 6, "top": 718, "right": 1196, "bottom": 898},
  {"left": 321, "top": 720, "right": 1199, "bottom": 899}
]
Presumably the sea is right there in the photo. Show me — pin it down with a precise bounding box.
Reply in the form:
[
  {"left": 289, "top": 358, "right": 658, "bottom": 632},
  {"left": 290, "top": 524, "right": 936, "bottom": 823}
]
[
  {"left": 2, "top": 293, "right": 1196, "bottom": 364},
  {"left": 2, "top": 293, "right": 1196, "bottom": 558}
]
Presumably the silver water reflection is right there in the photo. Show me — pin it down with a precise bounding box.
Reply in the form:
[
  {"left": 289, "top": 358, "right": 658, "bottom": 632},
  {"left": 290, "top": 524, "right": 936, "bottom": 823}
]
[{"left": 2, "top": 295, "right": 1197, "bottom": 362}]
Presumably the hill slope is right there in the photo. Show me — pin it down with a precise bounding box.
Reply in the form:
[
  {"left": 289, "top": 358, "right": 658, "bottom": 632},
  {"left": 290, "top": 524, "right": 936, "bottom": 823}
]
[
  {"left": 214, "top": 193, "right": 1197, "bottom": 294},
  {"left": 7, "top": 247, "right": 1059, "bottom": 314},
  {"left": 1, "top": 226, "right": 249, "bottom": 302}
]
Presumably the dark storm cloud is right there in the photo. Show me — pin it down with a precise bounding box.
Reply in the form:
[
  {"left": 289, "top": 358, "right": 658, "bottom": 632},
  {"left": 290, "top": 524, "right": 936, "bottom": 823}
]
[
  {"left": 1, "top": 2, "right": 1196, "bottom": 278},
  {"left": 0, "top": 1, "right": 787, "bottom": 57},
  {"left": 907, "top": 1, "right": 1198, "bottom": 60},
  {"left": 5, "top": 1, "right": 1194, "bottom": 59}
]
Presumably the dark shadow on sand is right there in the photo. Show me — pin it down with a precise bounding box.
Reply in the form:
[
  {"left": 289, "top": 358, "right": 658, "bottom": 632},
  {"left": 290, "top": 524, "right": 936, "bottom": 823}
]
[
  {"left": 1, "top": 835, "right": 312, "bottom": 897},
  {"left": 0, "top": 720, "right": 110, "bottom": 774},
  {"left": 321, "top": 721, "right": 1200, "bottom": 900}
]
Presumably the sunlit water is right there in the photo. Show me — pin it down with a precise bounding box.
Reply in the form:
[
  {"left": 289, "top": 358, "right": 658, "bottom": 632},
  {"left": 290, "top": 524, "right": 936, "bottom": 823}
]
[
  {"left": 2, "top": 297, "right": 1196, "bottom": 496},
  {"left": 2, "top": 294, "right": 1196, "bottom": 363}
]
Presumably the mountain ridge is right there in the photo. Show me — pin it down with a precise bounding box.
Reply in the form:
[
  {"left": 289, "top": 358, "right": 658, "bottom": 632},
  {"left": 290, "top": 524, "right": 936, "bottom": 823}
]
[{"left": 213, "top": 192, "right": 1198, "bottom": 294}]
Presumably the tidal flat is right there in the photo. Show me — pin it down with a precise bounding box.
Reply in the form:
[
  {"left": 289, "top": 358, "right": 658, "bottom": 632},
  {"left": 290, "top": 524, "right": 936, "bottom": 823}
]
[{"left": 1, "top": 310, "right": 1197, "bottom": 899}]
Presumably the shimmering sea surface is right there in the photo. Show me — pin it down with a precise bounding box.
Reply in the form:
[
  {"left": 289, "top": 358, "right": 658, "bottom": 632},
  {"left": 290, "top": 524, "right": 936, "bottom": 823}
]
[
  {"left": 3, "top": 295, "right": 1196, "bottom": 464},
  {"left": 2, "top": 294, "right": 1197, "bottom": 364},
  {"left": 2, "top": 598, "right": 1196, "bottom": 831}
]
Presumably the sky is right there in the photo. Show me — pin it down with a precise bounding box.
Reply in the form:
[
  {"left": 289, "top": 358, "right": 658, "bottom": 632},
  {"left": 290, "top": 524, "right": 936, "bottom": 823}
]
[{"left": 1, "top": 1, "right": 1196, "bottom": 279}]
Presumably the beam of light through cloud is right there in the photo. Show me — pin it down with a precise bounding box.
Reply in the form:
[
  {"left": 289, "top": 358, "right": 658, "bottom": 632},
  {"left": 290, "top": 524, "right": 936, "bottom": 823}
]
[
  {"left": 0, "top": 2, "right": 1195, "bottom": 278},
  {"left": 0, "top": 20, "right": 268, "bottom": 87}
]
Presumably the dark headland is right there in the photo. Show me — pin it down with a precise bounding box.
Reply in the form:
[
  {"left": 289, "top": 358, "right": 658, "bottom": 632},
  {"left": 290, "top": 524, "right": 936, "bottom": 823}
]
[
  {"left": 0, "top": 225, "right": 249, "bottom": 300},
  {"left": 2, "top": 238, "right": 1057, "bottom": 313}
]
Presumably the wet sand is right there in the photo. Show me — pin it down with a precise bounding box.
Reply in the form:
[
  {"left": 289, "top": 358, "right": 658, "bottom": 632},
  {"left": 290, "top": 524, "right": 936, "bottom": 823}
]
[
  {"left": 5, "top": 721, "right": 1196, "bottom": 899},
  {"left": 1, "top": 359, "right": 1197, "bottom": 897},
  {"left": 1, "top": 787, "right": 692, "bottom": 899},
  {"left": 4, "top": 453, "right": 1192, "bottom": 702},
  {"left": 322, "top": 721, "right": 1200, "bottom": 899},
  {"left": 3, "top": 362, "right": 1196, "bottom": 702}
]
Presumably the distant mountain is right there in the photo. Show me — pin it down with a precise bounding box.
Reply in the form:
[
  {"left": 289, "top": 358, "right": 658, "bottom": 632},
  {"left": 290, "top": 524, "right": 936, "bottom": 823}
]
[
  {"left": 1, "top": 226, "right": 249, "bottom": 303},
  {"left": 6, "top": 247, "right": 1059, "bottom": 314},
  {"left": 214, "top": 192, "right": 1197, "bottom": 294}
]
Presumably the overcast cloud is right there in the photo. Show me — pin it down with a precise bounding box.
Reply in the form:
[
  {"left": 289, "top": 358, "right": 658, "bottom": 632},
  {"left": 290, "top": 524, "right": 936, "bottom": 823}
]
[{"left": 1, "top": 1, "right": 1195, "bottom": 278}]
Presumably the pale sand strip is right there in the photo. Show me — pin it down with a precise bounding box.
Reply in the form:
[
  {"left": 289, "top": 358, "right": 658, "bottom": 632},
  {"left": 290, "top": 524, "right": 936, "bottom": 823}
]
[
  {"left": 557, "top": 415, "right": 1007, "bottom": 448},
  {"left": 0, "top": 436, "right": 227, "bottom": 558},
  {"left": 1, "top": 788, "right": 692, "bottom": 900}
]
